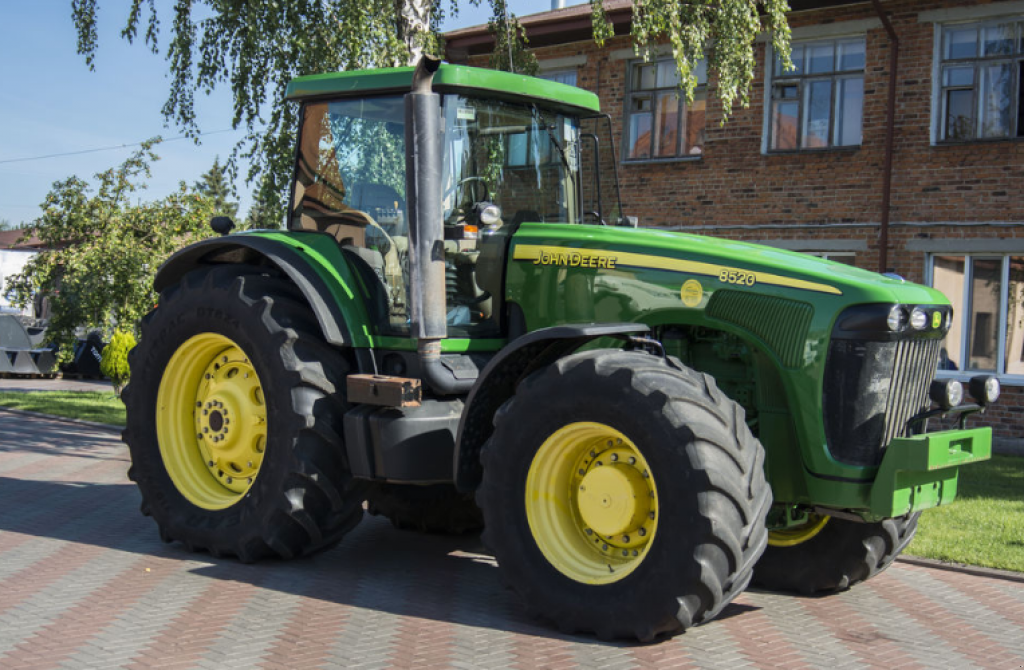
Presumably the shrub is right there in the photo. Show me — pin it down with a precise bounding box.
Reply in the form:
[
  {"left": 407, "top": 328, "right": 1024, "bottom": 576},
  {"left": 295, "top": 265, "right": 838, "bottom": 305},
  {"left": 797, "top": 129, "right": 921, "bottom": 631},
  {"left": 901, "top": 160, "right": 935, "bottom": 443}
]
[{"left": 101, "top": 329, "right": 136, "bottom": 397}]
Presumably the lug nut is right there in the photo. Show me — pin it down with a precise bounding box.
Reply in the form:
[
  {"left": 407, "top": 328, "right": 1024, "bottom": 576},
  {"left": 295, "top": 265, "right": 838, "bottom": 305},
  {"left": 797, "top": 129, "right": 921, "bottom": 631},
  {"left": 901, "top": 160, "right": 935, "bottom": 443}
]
[
  {"left": 622, "top": 550, "right": 629, "bottom": 557},
  {"left": 628, "top": 457, "right": 636, "bottom": 465},
  {"left": 589, "top": 450, "right": 596, "bottom": 458},
  {"left": 602, "top": 544, "right": 609, "bottom": 551},
  {"left": 639, "top": 528, "right": 647, "bottom": 537},
  {"left": 226, "top": 477, "right": 233, "bottom": 484},
  {"left": 222, "top": 356, "right": 228, "bottom": 363},
  {"left": 622, "top": 535, "right": 630, "bottom": 542},
  {"left": 208, "top": 460, "right": 215, "bottom": 467},
  {"left": 585, "top": 528, "right": 593, "bottom": 535},
  {"left": 649, "top": 511, "right": 655, "bottom": 520},
  {"left": 196, "top": 401, "right": 202, "bottom": 408},
  {"left": 611, "top": 453, "right": 618, "bottom": 461},
  {"left": 203, "top": 427, "right": 209, "bottom": 433}
]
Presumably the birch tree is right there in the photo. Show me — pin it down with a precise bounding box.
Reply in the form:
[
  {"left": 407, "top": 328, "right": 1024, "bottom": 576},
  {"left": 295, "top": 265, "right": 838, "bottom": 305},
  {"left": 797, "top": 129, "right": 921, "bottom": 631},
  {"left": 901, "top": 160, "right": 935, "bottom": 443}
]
[{"left": 71, "top": 0, "right": 790, "bottom": 220}]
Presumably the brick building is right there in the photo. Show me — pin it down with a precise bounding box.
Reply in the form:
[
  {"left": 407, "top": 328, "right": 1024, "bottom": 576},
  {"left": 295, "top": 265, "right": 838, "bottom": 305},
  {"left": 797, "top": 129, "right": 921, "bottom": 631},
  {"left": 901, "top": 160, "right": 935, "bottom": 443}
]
[{"left": 446, "top": 0, "right": 1024, "bottom": 439}]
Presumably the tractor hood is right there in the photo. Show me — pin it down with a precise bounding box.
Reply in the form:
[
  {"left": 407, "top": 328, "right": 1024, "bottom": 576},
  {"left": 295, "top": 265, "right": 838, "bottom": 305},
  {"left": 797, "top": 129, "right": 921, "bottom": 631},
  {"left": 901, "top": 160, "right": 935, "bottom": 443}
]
[{"left": 510, "top": 222, "right": 946, "bottom": 308}]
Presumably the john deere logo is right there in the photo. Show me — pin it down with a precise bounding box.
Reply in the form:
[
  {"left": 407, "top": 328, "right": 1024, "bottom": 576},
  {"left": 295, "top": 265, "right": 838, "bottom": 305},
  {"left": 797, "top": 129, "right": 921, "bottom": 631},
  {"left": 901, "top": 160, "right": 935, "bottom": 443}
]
[
  {"left": 532, "top": 249, "right": 618, "bottom": 269},
  {"left": 681, "top": 280, "right": 704, "bottom": 307},
  {"left": 933, "top": 311, "right": 942, "bottom": 329}
]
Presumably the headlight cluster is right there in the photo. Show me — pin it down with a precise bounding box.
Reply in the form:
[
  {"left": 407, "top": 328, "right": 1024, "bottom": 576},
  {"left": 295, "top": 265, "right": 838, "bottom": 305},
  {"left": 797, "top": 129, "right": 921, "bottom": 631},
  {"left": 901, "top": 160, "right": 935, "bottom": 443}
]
[
  {"left": 886, "top": 305, "right": 948, "bottom": 333},
  {"left": 930, "top": 375, "right": 1000, "bottom": 409}
]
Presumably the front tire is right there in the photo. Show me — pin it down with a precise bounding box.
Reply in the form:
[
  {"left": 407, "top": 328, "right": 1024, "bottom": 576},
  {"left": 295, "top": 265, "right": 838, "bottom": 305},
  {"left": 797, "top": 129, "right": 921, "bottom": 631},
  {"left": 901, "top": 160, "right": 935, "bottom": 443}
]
[
  {"left": 123, "top": 265, "right": 366, "bottom": 561},
  {"left": 477, "top": 350, "right": 771, "bottom": 641},
  {"left": 753, "top": 513, "right": 920, "bottom": 594}
]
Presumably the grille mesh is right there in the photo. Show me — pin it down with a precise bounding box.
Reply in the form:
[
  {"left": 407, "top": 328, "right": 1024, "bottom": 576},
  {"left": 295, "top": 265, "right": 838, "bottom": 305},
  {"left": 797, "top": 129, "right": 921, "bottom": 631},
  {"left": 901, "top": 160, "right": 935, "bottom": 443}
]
[
  {"left": 706, "top": 290, "right": 813, "bottom": 368},
  {"left": 882, "top": 338, "right": 942, "bottom": 448}
]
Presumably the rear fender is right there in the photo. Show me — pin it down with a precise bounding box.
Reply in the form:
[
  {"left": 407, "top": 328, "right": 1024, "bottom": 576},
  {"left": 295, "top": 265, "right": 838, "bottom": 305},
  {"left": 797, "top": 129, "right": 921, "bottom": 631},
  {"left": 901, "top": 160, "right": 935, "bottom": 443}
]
[
  {"left": 453, "top": 322, "right": 649, "bottom": 492},
  {"left": 155, "top": 232, "right": 376, "bottom": 356}
]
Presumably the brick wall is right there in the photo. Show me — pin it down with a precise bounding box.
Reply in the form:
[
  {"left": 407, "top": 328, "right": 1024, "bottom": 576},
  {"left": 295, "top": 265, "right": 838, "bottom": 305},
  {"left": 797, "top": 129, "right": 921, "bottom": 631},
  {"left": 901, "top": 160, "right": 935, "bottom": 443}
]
[{"left": 456, "top": 0, "right": 1024, "bottom": 439}]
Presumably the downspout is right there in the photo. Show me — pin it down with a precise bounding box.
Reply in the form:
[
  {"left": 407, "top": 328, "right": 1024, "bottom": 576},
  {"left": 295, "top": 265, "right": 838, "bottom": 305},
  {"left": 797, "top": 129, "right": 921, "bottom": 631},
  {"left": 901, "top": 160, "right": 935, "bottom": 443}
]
[
  {"left": 872, "top": 0, "right": 898, "bottom": 274},
  {"left": 405, "top": 55, "right": 475, "bottom": 394}
]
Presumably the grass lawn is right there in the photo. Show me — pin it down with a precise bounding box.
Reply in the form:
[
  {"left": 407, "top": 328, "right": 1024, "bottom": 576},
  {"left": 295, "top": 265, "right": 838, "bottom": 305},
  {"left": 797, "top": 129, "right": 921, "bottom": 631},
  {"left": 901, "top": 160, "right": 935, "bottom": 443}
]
[
  {"left": 906, "top": 454, "right": 1024, "bottom": 572},
  {"left": 0, "top": 391, "right": 126, "bottom": 427}
]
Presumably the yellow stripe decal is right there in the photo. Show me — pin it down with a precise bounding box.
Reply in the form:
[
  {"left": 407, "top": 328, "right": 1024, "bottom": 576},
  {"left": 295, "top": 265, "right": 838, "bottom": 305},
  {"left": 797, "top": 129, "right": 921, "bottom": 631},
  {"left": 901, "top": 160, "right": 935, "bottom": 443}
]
[{"left": 513, "top": 244, "right": 842, "bottom": 296}]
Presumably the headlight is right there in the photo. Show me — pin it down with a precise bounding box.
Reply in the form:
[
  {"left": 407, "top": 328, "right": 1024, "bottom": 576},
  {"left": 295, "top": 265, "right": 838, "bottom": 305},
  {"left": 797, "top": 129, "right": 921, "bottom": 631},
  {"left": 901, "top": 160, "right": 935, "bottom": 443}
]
[
  {"left": 968, "top": 375, "right": 1000, "bottom": 405},
  {"left": 929, "top": 379, "right": 963, "bottom": 410},
  {"left": 910, "top": 307, "right": 928, "bottom": 330},
  {"left": 887, "top": 305, "right": 907, "bottom": 332}
]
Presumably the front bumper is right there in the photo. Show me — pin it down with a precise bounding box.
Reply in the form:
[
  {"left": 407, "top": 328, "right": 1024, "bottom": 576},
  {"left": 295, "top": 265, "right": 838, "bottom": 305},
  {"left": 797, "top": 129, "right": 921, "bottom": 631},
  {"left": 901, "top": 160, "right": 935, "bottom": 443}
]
[{"left": 868, "top": 426, "right": 991, "bottom": 519}]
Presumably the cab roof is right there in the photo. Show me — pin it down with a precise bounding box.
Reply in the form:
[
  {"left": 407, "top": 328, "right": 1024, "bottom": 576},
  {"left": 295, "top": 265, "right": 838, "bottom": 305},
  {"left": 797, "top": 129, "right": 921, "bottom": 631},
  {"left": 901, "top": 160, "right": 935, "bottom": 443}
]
[{"left": 285, "top": 63, "right": 600, "bottom": 115}]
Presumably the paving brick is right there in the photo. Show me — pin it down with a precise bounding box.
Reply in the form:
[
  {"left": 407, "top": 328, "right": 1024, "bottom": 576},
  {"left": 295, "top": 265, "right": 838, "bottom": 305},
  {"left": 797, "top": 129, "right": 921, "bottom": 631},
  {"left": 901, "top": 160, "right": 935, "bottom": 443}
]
[{"left": 1, "top": 411, "right": 1023, "bottom": 669}]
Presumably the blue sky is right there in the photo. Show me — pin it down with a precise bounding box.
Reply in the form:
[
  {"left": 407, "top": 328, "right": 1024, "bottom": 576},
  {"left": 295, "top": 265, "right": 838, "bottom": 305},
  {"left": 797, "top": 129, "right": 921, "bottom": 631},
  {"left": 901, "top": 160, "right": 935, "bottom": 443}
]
[{"left": 0, "top": 0, "right": 560, "bottom": 226}]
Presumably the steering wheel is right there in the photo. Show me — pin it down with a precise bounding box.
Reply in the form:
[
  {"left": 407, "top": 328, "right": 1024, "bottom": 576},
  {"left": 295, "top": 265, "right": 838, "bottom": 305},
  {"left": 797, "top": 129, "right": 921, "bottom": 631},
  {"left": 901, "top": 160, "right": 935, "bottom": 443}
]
[
  {"left": 583, "top": 210, "right": 608, "bottom": 226},
  {"left": 456, "top": 176, "right": 491, "bottom": 207}
]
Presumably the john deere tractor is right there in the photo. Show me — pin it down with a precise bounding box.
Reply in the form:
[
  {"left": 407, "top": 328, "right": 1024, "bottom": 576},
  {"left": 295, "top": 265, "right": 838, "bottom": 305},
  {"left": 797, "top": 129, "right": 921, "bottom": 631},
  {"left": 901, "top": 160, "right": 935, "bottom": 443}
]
[{"left": 124, "top": 58, "right": 997, "bottom": 641}]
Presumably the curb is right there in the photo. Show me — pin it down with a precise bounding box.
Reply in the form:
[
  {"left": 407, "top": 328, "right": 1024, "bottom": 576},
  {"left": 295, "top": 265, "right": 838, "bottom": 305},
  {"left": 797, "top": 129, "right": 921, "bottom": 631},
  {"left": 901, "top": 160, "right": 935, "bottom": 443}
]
[
  {"left": 0, "top": 405, "right": 123, "bottom": 435},
  {"left": 897, "top": 555, "right": 1024, "bottom": 584}
]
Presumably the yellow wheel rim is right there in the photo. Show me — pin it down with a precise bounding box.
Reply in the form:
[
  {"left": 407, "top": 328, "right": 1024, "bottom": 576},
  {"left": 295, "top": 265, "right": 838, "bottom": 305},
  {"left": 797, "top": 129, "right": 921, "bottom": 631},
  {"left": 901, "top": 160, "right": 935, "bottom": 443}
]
[
  {"left": 768, "top": 515, "right": 829, "bottom": 547},
  {"left": 156, "top": 333, "right": 268, "bottom": 510},
  {"left": 526, "top": 422, "right": 658, "bottom": 585}
]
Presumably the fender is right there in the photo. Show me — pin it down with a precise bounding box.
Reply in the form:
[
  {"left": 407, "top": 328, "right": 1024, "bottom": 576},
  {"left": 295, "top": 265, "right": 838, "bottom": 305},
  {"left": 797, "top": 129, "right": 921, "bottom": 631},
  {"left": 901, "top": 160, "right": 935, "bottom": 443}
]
[
  {"left": 155, "top": 232, "right": 376, "bottom": 356},
  {"left": 453, "top": 322, "right": 649, "bottom": 492}
]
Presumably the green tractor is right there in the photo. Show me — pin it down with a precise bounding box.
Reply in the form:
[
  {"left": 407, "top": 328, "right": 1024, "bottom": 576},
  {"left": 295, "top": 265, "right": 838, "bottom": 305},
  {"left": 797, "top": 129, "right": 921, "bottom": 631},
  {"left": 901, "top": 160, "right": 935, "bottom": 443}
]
[{"left": 124, "top": 58, "right": 997, "bottom": 641}]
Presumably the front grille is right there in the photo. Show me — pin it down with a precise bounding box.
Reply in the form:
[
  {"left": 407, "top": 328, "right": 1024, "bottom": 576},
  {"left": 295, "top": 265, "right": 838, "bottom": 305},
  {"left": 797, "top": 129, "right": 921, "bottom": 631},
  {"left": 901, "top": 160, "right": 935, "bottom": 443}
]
[{"left": 823, "top": 338, "right": 940, "bottom": 466}]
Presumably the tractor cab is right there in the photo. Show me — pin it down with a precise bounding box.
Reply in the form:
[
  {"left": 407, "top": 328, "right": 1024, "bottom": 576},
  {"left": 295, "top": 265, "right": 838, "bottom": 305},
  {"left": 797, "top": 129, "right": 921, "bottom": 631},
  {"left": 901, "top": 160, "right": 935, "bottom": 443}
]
[{"left": 286, "top": 62, "right": 622, "bottom": 340}]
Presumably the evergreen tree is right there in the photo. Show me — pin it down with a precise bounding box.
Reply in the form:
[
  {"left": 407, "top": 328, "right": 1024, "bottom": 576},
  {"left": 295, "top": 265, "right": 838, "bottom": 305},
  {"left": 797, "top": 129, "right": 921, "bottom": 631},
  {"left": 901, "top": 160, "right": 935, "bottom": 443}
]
[{"left": 194, "top": 157, "right": 239, "bottom": 220}]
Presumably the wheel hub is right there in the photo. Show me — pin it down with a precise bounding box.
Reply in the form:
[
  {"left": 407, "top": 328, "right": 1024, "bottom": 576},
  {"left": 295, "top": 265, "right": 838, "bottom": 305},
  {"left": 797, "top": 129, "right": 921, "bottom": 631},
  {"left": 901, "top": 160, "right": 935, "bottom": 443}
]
[
  {"left": 156, "top": 333, "right": 267, "bottom": 509},
  {"left": 192, "top": 350, "right": 266, "bottom": 494},
  {"left": 526, "top": 422, "right": 659, "bottom": 584},
  {"left": 577, "top": 462, "right": 650, "bottom": 537}
]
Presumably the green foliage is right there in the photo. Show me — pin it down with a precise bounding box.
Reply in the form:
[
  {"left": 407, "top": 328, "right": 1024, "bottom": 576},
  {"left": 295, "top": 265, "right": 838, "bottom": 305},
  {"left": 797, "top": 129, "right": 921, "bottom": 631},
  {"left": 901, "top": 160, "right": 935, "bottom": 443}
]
[
  {"left": 621, "top": 0, "right": 792, "bottom": 120},
  {"left": 100, "top": 329, "right": 136, "bottom": 397},
  {"left": 70, "top": 0, "right": 791, "bottom": 203},
  {"left": 194, "top": 157, "right": 239, "bottom": 220},
  {"left": 4, "top": 140, "right": 217, "bottom": 362},
  {"left": 908, "top": 455, "right": 1024, "bottom": 573},
  {"left": 487, "top": 0, "right": 538, "bottom": 76}
]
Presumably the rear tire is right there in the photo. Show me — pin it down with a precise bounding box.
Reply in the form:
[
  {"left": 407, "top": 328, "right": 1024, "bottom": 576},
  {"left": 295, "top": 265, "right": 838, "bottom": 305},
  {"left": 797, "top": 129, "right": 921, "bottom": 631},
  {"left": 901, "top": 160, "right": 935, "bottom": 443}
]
[
  {"left": 477, "top": 350, "right": 770, "bottom": 641},
  {"left": 123, "top": 264, "right": 366, "bottom": 561},
  {"left": 366, "top": 483, "right": 483, "bottom": 534},
  {"left": 753, "top": 513, "right": 920, "bottom": 594}
]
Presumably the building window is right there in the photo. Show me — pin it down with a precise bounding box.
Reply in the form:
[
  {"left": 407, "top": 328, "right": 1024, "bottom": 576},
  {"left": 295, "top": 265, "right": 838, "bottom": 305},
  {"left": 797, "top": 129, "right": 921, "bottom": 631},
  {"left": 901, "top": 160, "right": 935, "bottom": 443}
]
[
  {"left": 768, "top": 38, "right": 865, "bottom": 151},
  {"left": 625, "top": 58, "right": 706, "bottom": 160},
  {"left": 937, "top": 19, "right": 1024, "bottom": 141},
  {"left": 539, "top": 70, "right": 577, "bottom": 87},
  {"left": 929, "top": 254, "right": 1024, "bottom": 377}
]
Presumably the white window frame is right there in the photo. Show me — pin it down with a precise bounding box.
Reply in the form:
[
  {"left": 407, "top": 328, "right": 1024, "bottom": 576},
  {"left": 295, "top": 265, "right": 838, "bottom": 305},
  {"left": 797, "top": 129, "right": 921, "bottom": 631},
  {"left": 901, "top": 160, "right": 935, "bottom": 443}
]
[
  {"left": 763, "top": 37, "right": 866, "bottom": 152},
  {"left": 926, "top": 252, "right": 1024, "bottom": 383},
  {"left": 930, "top": 17, "right": 1024, "bottom": 143}
]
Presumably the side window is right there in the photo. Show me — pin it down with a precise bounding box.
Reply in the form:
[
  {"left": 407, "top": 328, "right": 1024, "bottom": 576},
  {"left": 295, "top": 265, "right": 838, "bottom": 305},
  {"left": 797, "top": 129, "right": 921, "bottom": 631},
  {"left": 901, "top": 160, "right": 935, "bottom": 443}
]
[
  {"left": 937, "top": 19, "right": 1024, "bottom": 141},
  {"left": 625, "top": 58, "right": 707, "bottom": 160},
  {"left": 291, "top": 98, "right": 410, "bottom": 334},
  {"left": 768, "top": 38, "right": 865, "bottom": 151}
]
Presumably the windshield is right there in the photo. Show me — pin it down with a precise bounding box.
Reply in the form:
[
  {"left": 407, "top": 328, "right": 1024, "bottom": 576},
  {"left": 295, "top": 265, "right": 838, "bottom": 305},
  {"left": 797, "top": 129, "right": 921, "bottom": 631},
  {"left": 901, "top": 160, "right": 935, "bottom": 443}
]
[{"left": 441, "top": 95, "right": 581, "bottom": 226}]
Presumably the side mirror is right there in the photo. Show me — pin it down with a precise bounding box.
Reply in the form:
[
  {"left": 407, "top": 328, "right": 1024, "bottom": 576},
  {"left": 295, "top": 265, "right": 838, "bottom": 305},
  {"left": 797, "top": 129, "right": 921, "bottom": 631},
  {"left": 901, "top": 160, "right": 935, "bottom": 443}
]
[{"left": 210, "top": 216, "right": 235, "bottom": 235}]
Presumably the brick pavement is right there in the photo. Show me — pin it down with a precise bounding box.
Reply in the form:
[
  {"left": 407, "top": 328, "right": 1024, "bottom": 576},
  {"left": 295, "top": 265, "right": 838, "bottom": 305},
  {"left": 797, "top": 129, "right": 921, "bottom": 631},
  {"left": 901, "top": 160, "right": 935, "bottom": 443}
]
[{"left": 1, "top": 408, "right": 1023, "bottom": 669}]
